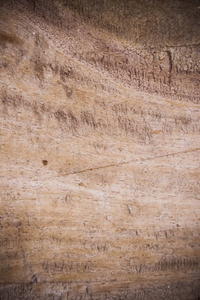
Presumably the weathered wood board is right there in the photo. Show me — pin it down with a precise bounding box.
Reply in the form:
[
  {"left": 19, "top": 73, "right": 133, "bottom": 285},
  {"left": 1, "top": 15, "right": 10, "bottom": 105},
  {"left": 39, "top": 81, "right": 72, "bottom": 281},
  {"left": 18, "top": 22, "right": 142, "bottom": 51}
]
[{"left": 0, "top": 1, "right": 200, "bottom": 299}]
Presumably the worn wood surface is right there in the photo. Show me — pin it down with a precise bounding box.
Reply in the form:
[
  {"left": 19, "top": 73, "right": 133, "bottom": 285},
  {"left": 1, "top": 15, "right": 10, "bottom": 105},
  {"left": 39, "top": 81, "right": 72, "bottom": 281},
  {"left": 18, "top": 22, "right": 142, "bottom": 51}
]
[{"left": 0, "top": 1, "right": 200, "bottom": 299}]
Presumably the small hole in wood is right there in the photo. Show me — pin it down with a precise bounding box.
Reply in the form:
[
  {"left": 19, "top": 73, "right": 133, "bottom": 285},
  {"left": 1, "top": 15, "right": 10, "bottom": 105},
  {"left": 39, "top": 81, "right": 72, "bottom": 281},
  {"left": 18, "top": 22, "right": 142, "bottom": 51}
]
[{"left": 42, "top": 160, "right": 48, "bottom": 166}]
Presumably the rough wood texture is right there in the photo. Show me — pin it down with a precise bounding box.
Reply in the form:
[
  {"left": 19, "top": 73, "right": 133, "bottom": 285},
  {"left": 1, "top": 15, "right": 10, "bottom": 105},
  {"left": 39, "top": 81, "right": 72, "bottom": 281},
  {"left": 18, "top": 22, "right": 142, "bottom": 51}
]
[{"left": 0, "top": 0, "right": 200, "bottom": 299}]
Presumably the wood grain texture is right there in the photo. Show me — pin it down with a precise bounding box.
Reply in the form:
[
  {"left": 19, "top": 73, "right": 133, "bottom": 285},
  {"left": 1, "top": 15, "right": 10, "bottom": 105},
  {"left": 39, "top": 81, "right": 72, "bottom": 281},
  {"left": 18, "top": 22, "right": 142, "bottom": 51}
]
[{"left": 0, "top": 0, "right": 200, "bottom": 299}]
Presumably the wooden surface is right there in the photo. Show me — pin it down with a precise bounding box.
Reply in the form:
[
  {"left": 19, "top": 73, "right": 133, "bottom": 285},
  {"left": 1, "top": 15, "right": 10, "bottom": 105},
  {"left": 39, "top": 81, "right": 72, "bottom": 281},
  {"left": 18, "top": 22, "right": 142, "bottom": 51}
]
[{"left": 0, "top": 1, "right": 200, "bottom": 299}]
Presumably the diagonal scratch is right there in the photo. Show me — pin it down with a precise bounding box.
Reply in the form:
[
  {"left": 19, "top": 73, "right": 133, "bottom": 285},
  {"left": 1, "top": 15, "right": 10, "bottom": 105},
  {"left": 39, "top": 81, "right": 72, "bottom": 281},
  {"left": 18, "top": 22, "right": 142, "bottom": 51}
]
[{"left": 63, "top": 147, "right": 200, "bottom": 176}]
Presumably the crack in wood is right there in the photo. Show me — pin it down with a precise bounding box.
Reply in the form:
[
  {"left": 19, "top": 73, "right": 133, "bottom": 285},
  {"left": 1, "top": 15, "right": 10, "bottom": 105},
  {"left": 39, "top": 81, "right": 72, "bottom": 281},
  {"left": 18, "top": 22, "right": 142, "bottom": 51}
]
[{"left": 63, "top": 147, "right": 200, "bottom": 176}]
